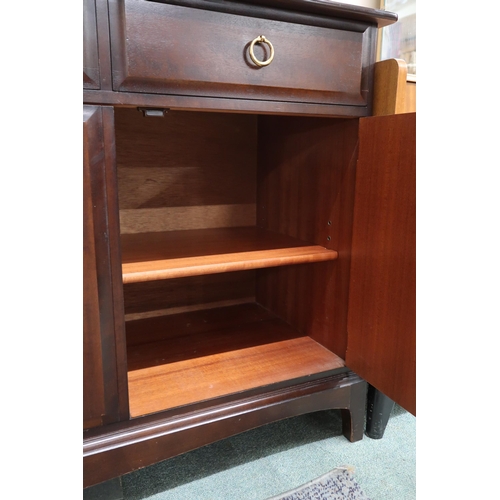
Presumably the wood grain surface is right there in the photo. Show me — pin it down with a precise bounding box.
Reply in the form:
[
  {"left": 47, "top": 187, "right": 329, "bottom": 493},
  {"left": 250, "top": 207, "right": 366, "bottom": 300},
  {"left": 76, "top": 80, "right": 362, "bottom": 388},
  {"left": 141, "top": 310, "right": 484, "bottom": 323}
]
[
  {"left": 83, "top": 0, "right": 100, "bottom": 89},
  {"left": 114, "top": 108, "right": 257, "bottom": 233},
  {"left": 83, "top": 106, "right": 106, "bottom": 428},
  {"left": 405, "top": 80, "right": 416, "bottom": 113},
  {"left": 123, "top": 271, "right": 256, "bottom": 319},
  {"left": 126, "top": 303, "right": 344, "bottom": 416},
  {"left": 346, "top": 112, "right": 416, "bottom": 415},
  {"left": 373, "top": 58, "right": 408, "bottom": 116},
  {"left": 121, "top": 227, "right": 337, "bottom": 282},
  {"left": 109, "top": 0, "right": 367, "bottom": 106},
  {"left": 143, "top": 0, "right": 397, "bottom": 28},
  {"left": 257, "top": 116, "right": 360, "bottom": 357},
  {"left": 83, "top": 0, "right": 400, "bottom": 489},
  {"left": 83, "top": 106, "right": 129, "bottom": 429}
]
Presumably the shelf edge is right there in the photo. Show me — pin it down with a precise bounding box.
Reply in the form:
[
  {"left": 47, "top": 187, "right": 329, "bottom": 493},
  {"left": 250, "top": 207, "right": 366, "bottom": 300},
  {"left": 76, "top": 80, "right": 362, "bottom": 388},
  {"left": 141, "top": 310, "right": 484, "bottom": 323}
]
[{"left": 123, "top": 246, "right": 338, "bottom": 283}]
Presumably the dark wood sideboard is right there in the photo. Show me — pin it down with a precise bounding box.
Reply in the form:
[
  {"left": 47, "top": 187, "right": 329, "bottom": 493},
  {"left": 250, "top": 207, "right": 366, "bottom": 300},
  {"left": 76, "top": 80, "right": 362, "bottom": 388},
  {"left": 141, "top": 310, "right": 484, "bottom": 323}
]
[{"left": 83, "top": 0, "right": 415, "bottom": 489}]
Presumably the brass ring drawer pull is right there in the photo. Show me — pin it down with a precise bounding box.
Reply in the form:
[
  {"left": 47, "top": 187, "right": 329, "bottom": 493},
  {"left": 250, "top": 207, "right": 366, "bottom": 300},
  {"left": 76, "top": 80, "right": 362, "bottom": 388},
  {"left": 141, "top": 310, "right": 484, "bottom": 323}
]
[{"left": 249, "top": 35, "right": 274, "bottom": 67}]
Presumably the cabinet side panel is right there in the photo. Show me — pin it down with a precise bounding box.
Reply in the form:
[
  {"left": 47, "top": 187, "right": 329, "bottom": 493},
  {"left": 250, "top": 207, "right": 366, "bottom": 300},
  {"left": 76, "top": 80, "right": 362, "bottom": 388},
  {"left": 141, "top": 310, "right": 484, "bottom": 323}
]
[
  {"left": 346, "top": 113, "right": 416, "bottom": 415},
  {"left": 257, "top": 117, "right": 359, "bottom": 357}
]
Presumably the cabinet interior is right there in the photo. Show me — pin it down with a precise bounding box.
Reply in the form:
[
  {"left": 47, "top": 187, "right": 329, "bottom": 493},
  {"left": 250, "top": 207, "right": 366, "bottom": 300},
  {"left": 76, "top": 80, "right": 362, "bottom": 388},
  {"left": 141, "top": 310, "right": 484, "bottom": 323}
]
[{"left": 114, "top": 107, "right": 359, "bottom": 418}]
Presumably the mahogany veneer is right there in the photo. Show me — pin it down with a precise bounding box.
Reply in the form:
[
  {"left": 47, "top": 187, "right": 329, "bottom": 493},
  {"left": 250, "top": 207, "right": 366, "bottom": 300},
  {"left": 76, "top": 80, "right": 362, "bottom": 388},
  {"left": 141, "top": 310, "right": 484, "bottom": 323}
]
[
  {"left": 109, "top": 0, "right": 369, "bottom": 106},
  {"left": 346, "top": 112, "right": 416, "bottom": 416},
  {"left": 127, "top": 303, "right": 344, "bottom": 417},
  {"left": 121, "top": 227, "right": 338, "bottom": 283}
]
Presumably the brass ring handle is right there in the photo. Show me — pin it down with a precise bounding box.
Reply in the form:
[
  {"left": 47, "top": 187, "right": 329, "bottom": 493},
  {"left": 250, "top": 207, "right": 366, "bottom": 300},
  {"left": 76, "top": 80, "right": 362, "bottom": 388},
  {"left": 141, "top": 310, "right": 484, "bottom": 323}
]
[{"left": 249, "top": 35, "right": 274, "bottom": 67}]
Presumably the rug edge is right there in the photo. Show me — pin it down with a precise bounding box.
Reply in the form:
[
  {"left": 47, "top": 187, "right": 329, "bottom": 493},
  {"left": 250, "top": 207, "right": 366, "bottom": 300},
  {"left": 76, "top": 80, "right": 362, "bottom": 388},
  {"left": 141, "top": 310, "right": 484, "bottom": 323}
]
[{"left": 265, "top": 466, "right": 367, "bottom": 500}]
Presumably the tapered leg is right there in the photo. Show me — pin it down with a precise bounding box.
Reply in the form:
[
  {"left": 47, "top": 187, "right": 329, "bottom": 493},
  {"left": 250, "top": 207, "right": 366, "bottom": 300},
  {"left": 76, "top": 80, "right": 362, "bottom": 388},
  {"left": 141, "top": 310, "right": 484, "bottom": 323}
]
[
  {"left": 341, "top": 376, "right": 367, "bottom": 442},
  {"left": 365, "top": 385, "right": 395, "bottom": 439}
]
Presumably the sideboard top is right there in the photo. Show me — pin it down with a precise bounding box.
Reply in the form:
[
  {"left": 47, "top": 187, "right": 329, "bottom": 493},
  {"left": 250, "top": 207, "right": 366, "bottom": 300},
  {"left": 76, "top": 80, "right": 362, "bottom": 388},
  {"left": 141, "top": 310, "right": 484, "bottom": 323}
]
[{"left": 146, "top": 0, "right": 398, "bottom": 28}]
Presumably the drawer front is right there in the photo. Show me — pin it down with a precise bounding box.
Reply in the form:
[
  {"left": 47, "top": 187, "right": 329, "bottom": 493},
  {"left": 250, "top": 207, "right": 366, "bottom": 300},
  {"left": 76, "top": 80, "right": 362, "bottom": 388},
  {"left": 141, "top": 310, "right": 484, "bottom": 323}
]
[
  {"left": 83, "top": 0, "right": 100, "bottom": 89},
  {"left": 110, "top": 0, "right": 370, "bottom": 107}
]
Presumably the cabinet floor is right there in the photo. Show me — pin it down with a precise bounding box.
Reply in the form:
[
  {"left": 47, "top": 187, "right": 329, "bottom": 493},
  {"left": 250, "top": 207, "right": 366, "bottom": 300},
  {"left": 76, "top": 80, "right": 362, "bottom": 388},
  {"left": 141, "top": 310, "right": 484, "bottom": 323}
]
[{"left": 126, "top": 303, "right": 345, "bottom": 417}]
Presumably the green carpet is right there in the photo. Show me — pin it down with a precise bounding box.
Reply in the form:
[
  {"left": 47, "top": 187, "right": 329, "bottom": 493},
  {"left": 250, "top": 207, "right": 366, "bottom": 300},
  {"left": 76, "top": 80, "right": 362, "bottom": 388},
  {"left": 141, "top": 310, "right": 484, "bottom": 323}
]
[{"left": 119, "top": 404, "right": 415, "bottom": 500}]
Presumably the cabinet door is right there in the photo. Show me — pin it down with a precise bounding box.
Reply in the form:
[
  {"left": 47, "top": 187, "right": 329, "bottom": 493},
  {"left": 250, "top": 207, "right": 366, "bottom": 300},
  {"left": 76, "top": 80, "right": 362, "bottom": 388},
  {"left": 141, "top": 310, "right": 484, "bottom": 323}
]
[
  {"left": 346, "top": 112, "right": 416, "bottom": 416},
  {"left": 83, "top": 105, "right": 128, "bottom": 429}
]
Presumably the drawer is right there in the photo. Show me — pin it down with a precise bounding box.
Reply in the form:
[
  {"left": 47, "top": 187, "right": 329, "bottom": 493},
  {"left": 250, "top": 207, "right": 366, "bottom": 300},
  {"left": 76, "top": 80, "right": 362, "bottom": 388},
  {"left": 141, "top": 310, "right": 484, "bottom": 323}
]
[
  {"left": 83, "top": 0, "right": 100, "bottom": 89},
  {"left": 109, "top": 0, "right": 371, "bottom": 107}
]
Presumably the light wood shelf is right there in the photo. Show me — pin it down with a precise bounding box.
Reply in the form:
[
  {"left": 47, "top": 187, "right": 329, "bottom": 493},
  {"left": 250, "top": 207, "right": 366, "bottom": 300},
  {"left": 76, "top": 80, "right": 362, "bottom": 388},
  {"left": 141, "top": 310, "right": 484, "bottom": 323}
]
[
  {"left": 126, "top": 303, "right": 345, "bottom": 417},
  {"left": 121, "top": 227, "right": 338, "bottom": 283}
]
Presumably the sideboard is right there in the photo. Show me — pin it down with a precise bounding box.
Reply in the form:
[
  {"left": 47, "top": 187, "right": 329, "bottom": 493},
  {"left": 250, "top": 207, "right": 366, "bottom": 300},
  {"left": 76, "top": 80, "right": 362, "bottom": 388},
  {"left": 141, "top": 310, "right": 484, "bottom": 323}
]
[{"left": 83, "top": 0, "right": 414, "bottom": 489}]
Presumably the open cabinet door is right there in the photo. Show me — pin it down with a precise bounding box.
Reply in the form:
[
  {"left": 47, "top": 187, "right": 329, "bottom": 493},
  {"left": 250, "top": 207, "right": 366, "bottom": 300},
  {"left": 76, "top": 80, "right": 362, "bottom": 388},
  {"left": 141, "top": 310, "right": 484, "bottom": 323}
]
[{"left": 346, "top": 112, "right": 416, "bottom": 416}]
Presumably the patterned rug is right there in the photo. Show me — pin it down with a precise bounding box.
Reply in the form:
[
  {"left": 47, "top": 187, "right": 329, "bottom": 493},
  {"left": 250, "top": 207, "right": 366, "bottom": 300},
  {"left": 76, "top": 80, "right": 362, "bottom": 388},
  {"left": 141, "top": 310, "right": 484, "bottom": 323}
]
[{"left": 266, "top": 467, "right": 371, "bottom": 500}]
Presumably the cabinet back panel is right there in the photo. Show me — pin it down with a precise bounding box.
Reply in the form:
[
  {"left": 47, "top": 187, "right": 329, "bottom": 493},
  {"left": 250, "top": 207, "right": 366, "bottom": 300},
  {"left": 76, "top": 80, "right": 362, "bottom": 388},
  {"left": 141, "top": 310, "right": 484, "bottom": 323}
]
[
  {"left": 114, "top": 108, "right": 257, "bottom": 233},
  {"left": 115, "top": 109, "right": 357, "bottom": 357},
  {"left": 123, "top": 271, "right": 256, "bottom": 320},
  {"left": 257, "top": 116, "right": 359, "bottom": 357}
]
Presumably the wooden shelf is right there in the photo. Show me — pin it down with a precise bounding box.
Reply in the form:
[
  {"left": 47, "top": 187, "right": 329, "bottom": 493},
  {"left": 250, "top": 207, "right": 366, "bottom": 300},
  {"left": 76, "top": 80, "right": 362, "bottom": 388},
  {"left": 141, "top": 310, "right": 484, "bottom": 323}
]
[
  {"left": 126, "top": 303, "right": 345, "bottom": 417},
  {"left": 121, "top": 227, "right": 338, "bottom": 283}
]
